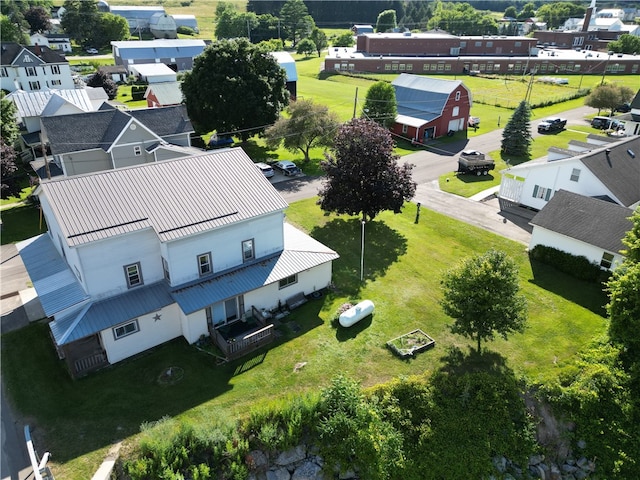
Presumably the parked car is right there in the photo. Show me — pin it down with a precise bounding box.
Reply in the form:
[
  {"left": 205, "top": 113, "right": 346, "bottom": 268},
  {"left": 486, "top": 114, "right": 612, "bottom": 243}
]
[
  {"left": 85, "top": 48, "right": 99, "bottom": 54},
  {"left": 591, "top": 116, "right": 623, "bottom": 130},
  {"left": 208, "top": 134, "right": 234, "bottom": 148},
  {"left": 468, "top": 116, "right": 480, "bottom": 128},
  {"left": 255, "top": 162, "right": 274, "bottom": 178},
  {"left": 615, "top": 103, "right": 631, "bottom": 113},
  {"left": 274, "top": 160, "right": 301, "bottom": 176},
  {"left": 537, "top": 117, "right": 567, "bottom": 133}
]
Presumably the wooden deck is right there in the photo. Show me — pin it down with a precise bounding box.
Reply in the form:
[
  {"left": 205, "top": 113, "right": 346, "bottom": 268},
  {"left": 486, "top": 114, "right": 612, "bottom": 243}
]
[{"left": 209, "top": 306, "right": 275, "bottom": 362}]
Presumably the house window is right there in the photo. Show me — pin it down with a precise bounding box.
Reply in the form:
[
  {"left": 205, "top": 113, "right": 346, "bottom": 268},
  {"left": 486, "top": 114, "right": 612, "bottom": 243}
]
[
  {"left": 0, "top": 67, "right": 7, "bottom": 77},
  {"left": 133, "top": 146, "right": 142, "bottom": 156},
  {"left": 455, "top": 91, "right": 461, "bottom": 101},
  {"left": 51, "top": 79, "right": 61, "bottom": 86},
  {"left": 113, "top": 320, "right": 139, "bottom": 340},
  {"left": 452, "top": 106, "right": 459, "bottom": 116},
  {"left": 51, "top": 65, "right": 60, "bottom": 74},
  {"left": 279, "top": 274, "right": 298, "bottom": 289},
  {"left": 600, "top": 252, "right": 614, "bottom": 269},
  {"left": 402, "top": 124, "right": 408, "bottom": 134},
  {"left": 26, "top": 67, "right": 36, "bottom": 77},
  {"left": 242, "top": 239, "right": 254, "bottom": 262},
  {"left": 28, "top": 81, "right": 41, "bottom": 90},
  {"left": 532, "top": 185, "right": 552, "bottom": 201},
  {"left": 198, "top": 252, "right": 212, "bottom": 276},
  {"left": 570, "top": 168, "right": 581, "bottom": 182},
  {"left": 124, "top": 262, "right": 143, "bottom": 287},
  {"left": 162, "top": 257, "right": 170, "bottom": 282}
]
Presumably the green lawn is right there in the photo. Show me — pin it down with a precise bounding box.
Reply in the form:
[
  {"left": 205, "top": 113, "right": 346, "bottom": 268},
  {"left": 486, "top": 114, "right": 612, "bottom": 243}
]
[{"left": 1, "top": 199, "right": 608, "bottom": 480}]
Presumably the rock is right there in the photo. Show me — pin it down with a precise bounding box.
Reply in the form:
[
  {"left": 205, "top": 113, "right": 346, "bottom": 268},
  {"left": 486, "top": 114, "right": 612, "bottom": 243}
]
[
  {"left": 562, "top": 464, "right": 578, "bottom": 474},
  {"left": 574, "top": 468, "right": 589, "bottom": 480},
  {"left": 549, "top": 464, "right": 562, "bottom": 480},
  {"left": 338, "top": 469, "right": 357, "bottom": 479},
  {"left": 267, "top": 467, "right": 291, "bottom": 480},
  {"left": 291, "top": 461, "right": 323, "bottom": 480},
  {"left": 577, "top": 439, "right": 587, "bottom": 450},
  {"left": 530, "top": 454, "right": 544, "bottom": 466},
  {"left": 576, "top": 457, "right": 589, "bottom": 469},
  {"left": 247, "top": 450, "right": 269, "bottom": 470},
  {"left": 493, "top": 455, "right": 508, "bottom": 473},
  {"left": 275, "top": 445, "right": 307, "bottom": 466}
]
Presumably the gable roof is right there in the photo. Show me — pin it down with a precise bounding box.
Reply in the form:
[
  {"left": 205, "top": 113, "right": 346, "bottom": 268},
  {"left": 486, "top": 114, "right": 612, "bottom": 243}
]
[
  {"left": 531, "top": 190, "right": 633, "bottom": 253},
  {"left": 580, "top": 136, "right": 640, "bottom": 207},
  {"left": 8, "top": 89, "right": 94, "bottom": 118},
  {"left": 392, "top": 73, "right": 468, "bottom": 122},
  {"left": 0, "top": 42, "right": 67, "bottom": 65},
  {"left": 41, "top": 105, "right": 193, "bottom": 155},
  {"left": 39, "top": 148, "right": 289, "bottom": 246},
  {"left": 145, "top": 82, "right": 183, "bottom": 105}
]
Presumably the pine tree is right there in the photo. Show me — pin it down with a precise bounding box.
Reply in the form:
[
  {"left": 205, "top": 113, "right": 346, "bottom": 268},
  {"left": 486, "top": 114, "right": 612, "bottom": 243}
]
[{"left": 501, "top": 100, "right": 532, "bottom": 160}]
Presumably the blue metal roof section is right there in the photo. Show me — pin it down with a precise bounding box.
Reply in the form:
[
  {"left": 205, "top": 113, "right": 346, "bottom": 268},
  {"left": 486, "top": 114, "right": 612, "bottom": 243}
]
[
  {"left": 172, "top": 249, "right": 338, "bottom": 315},
  {"left": 50, "top": 281, "right": 174, "bottom": 345},
  {"left": 16, "top": 234, "right": 89, "bottom": 317},
  {"left": 393, "top": 74, "right": 462, "bottom": 122},
  {"left": 115, "top": 45, "right": 205, "bottom": 60}
]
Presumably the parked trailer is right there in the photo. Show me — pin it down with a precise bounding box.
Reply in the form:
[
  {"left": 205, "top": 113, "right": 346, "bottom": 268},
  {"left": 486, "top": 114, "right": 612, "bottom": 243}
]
[{"left": 457, "top": 150, "right": 495, "bottom": 176}]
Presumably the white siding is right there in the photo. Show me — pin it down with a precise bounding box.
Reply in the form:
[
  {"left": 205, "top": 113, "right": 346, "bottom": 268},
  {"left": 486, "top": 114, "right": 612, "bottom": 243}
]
[
  {"left": 530, "top": 226, "right": 625, "bottom": 269},
  {"left": 101, "top": 303, "right": 182, "bottom": 364}
]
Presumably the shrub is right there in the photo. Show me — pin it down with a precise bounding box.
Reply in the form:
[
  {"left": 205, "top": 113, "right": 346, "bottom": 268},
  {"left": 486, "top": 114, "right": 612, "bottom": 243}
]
[
  {"left": 529, "top": 244, "right": 609, "bottom": 282},
  {"left": 177, "top": 26, "right": 196, "bottom": 36},
  {"left": 131, "top": 85, "right": 147, "bottom": 101}
]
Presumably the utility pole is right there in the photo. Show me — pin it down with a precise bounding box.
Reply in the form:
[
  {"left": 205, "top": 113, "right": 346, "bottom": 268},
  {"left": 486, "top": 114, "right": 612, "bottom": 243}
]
[{"left": 353, "top": 87, "right": 358, "bottom": 119}]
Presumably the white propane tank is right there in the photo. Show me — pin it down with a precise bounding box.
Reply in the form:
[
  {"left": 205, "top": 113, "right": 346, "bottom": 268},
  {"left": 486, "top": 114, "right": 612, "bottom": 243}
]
[{"left": 339, "top": 300, "right": 375, "bottom": 327}]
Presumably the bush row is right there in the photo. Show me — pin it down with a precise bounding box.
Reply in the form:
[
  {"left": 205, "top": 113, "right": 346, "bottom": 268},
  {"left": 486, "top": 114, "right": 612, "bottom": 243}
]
[{"left": 529, "top": 244, "right": 609, "bottom": 283}]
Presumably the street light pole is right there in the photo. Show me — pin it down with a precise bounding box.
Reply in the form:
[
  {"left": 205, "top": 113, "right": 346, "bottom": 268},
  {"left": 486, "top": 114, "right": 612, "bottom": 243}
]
[
  {"left": 360, "top": 220, "right": 365, "bottom": 281},
  {"left": 600, "top": 51, "right": 613, "bottom": 86}
]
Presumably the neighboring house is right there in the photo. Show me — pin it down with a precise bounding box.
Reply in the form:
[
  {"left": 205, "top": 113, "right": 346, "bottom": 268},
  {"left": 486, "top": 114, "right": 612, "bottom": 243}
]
[
  {"left": 17, "top": 149, "right": 339, "bottom": 377},
  {"left": 615, "top": 89, "right": 640, "bottom": 136},
  {"left": 529, "top": 190, "right": 632, "bottom": 271},
  {"left": 39, "top": 105, "right": 195, "bottom": 177},
  {"left": 7, "top": 88, "right": 107, "bottom": 133},
  {"left": 129, "top": 63, "right": 177, "bottom": 83},
  {"left": 351, "top": 24, "right": 374, "bottom": 35},
  {"left": 111, "top": 39, "right": 207, "bottom": 72},
  {"left": 391, "top": 73, "right": 471, "bottom": 141},
  {"left": 145, "top": 82, "right": 183, "bottom": 107},
  {"left": 271, "top": 51, "right": 298, "bottom": 100},
  {"left": 29, "top": 33, "right": 72, "bottom": 53},
  {"left": 499, "top": 136, "right": 640, "bottom": 212},
  {"left": 99, "top": 65, "right": 128, "bottom": 83},
  {"left": 1, "top": 42, "right": 75, "bottom": 93}
]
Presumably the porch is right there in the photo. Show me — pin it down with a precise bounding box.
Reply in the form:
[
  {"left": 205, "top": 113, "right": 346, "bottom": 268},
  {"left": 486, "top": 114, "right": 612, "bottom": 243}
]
[
  {"left": 61, "top": 334, "right": 109, "bottom": 378},
  {"left": 209, "top": 306, "right": 275, "bottom": 362}
]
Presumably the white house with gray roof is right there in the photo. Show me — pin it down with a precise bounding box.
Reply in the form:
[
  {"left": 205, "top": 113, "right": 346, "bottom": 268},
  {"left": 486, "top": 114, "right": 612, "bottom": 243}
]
[
  {"left": 39, "top": 104, "right": 194, "bottom": 177},
  {"left": 1, "top": 42, "right": 74, "bottom": 93},
  {"left": 17, "top": 149, "right": 339, "bottom": 377},
  {"left": 499, "top": 136, "right": 640, "bottom": 212}
]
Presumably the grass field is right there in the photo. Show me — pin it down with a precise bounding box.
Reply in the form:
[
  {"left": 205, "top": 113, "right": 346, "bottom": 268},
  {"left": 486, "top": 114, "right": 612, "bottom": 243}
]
[{"left": 1, "top": 199, "right": 608, "bottom": 480}]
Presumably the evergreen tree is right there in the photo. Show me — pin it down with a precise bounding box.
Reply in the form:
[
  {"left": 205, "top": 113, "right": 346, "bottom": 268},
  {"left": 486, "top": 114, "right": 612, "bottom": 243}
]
[
  {"left": 501, "top": 101, "right": 532, "bottom": 160},
  {"left": 376, "top": 9, "right": 397, "bottom": 33},
  {"left": 1, "top": 92, "right": 20, "bottom": 147}
]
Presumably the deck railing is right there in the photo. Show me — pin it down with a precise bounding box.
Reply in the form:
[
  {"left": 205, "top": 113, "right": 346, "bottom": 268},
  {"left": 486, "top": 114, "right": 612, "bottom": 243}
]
[{"left": 209, "top": 306, "right": 275, "bottom": 362}]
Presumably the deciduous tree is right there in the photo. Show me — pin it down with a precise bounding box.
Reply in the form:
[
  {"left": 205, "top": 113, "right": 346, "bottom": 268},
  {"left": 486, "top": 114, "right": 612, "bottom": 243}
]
[
  {"left": 501, "top": 100, "right": 532, "bottom": 160},
  {"left": 0, "top": 139, "right": 20, "bottom": 199},
  {"left": 181, "top": 38, "right": 289, "bottom": 141},
  {"left": 608, "top": 34, "right": 640, "bottom": 55},
  {"left": 296, "top": 38, "right": 315, "bottom": 57},
  {"left": 309, "top": 27, "right": 327, "bottom": 57},
  {"left": 332, "top": 31, "right": 355, "bottom": 47},
  {"left": 361, "top": 81, "right": 397, "bottom": 129},
  {"left": 24, "top": 6, "right": 50, "bottom": 33},
  {"left": 536, "top": 2, "right": 585, "bottom": 30},
  {"left": 264, "top": 99, "right": 339, "bottom": 163},
  {"left": 428, "top": 2, "right": 498, "bottom": 35},
  {"left": 376, "top": 9, "right": 397, "bottom": 33},
  {"left": 87, "top": 70, "right": 118, "bottom": 99},
  {"left": 440, "top": 249, "right": 528, "bottom": 353},
  {"left": 318, "top": 118, "right": 416, "bottom": 222},
  {"left": 1, "top": 14, "right": 28, "bottom": 43},
  {"left": 61, "top": 0, "right": 99, "bottom": 47},
  {"left": 1, "top": 92, "right": 20, "bottom": 147},
  {"left": 585, "top": 84, "right": 635, "bottom": 117},
  {"left": 94, "top": 12, "right": 129, "bottom": 47}
]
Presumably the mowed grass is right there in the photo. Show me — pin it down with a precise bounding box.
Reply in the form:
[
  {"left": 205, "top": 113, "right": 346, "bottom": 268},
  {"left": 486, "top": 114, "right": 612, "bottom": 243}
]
[{"left": 1, "top": 199, "right": 608, "bottom": 480}]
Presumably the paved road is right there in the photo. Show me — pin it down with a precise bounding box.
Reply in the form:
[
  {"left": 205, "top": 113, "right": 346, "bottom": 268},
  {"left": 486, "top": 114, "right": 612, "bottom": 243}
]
[{"left": 275, "top": 105, "right": 597, "bottom": 244}]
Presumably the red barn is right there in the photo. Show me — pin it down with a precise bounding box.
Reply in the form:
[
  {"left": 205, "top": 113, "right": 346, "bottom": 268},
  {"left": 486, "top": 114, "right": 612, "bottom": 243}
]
[{"left": 391, "top": 74, "right": 471, "bottom": 142}]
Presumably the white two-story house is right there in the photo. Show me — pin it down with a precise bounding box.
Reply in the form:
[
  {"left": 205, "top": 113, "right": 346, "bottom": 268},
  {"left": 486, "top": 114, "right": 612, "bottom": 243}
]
[
  {"left": 0, "top": 42, "right": 75, "bottom": 93},
  {"left": 18, "top": 149, "right": 339, "bottom": 377}
]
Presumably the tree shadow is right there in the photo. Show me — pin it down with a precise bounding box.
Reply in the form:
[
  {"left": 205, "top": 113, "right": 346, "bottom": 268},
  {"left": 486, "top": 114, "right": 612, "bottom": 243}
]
[
  {"left": 528, "top": 259, "right": 608, "bottom": 317},
  {"left": 333, "top": 314, "right": 373, "bottom": 342},
  {"left": 437, "top": 345, "right": 512, "bottom": 377},
  {"left": 310, "top": 218, "right": 408, "bottom": 296}
]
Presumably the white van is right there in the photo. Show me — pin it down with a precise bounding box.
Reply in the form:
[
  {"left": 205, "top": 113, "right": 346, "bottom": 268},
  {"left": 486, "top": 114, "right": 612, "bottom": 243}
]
[{"left": 255, "top": 162, "right": 274, "bottom": 178}]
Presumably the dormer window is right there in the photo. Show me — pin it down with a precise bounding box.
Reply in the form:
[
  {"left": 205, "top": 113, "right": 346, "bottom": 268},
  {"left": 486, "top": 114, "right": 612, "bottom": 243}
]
[
  {"left": 125, "top": 262, "right": 143, "bottom": 287},
  {"left": 198, "top": 252, "right": 212, "bottom": 276}
]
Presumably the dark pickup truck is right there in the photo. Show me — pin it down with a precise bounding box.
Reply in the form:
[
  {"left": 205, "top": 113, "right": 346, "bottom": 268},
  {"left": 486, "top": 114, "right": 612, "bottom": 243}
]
[{"left": 537, "top": 117, "right": 567, "bottom": 133}]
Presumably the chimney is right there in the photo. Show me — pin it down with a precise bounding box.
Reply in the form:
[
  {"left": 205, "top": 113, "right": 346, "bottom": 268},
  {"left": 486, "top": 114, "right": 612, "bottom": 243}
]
[
  {"left": 582, "top": 0, "right": 596, "bottom": 32},
  {"left": 34, "top": 44, "right": 41, "bottom": 56}
]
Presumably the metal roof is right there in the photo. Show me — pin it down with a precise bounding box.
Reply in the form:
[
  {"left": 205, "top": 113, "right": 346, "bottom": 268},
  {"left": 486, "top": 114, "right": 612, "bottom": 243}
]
[
  {"left": 8, "top": 89, "right": 94, "bottom": 118},
  {"left": 271, "top": 51, "right": 298, "bottom": 82},
  {"left": 145, "top": 82, "right": 183, "bottom": 105},
  {"left": 49, "top": 281, "right": 174, "bottom": 345},
  {"left": 172, "top": 223, "right": 339, "bottom": 314},
  {"left": 393, "top": 74, "right": 467, "bottom": 120},
  {"left": 16, "top": 234, "right": 89, "bottom": 317},
  {"left": 39, "top": 148, "right": 289, "bottom": 246}
]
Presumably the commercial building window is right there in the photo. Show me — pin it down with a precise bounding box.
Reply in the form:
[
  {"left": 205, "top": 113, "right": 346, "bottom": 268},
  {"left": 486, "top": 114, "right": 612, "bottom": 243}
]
[
  {"left": 460, "top": 41, "right": 466, "bottom": 47},
  {"left": 406, "top": 64, "right": 413, "bottom": 71},
  {"left": 475, "top": 41, "right": 482, "bottom": 47},
  {"left": 600, "top": 252, "right": 614, "bottom": 269},
  {"left": 198, "top": 252, "right": 212, "bottom": 276},
  {"left": 385, "top": 64, "right": 392, "bottom": 71},
  {"left": 437, "top": 64, "right": 444, "bottom": 71},
  {"left": 398, "top": 63, "right": 405, "bottom": 70},
  {"left": 51, "top": 65, "right": 60, "bottom": 74},
  {"left": 445, "top": 64, "right": 451, "bottom": 71},
  {"left": 334, "top": 63, "right": 341, "bottom": 70},
  {"left": 430, "top": 64, "right": 437, "bottom": 71},
  {"left": 532, "top": 185, "right": 552, "bottom": 201},
  {"left": 515, "top": 41, "right": 522, "bottom": 47},
  {"left": 570, "top": 168, "right": 581, "bottom": 182},
  {"left": 486, "top": 41, "right": 493, "bottom": 47},
  {"left": 392, "top": 64, "right": 398, "bottom": 71},
  {"left": 113, "top": 320, "right": 139, "bottom": 339},
  {"left": 574, "top": 64, "right": 581, "bottom": 71},
  {"left": 124, "top": 262, "right": 143, "bottom": 287},
  {"left": 493, "top": 63, "right": 501, "bottom": 71},
  {"left": 539, "top": 63, "right": 548, "bottom": 72},
  {"left": 279, "top": 274, "right": 298, "bottom": 289},
  {"left": 242, "top": 239, "right": 254, "bottom": 262},
  {"left": 422, "top": 64, "right": 429, "bottom": 71}
]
